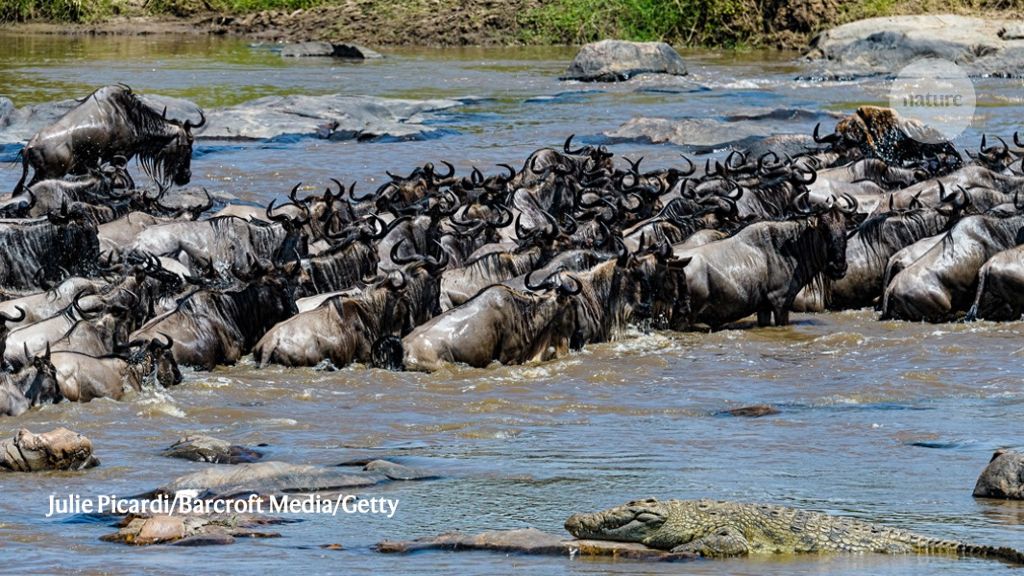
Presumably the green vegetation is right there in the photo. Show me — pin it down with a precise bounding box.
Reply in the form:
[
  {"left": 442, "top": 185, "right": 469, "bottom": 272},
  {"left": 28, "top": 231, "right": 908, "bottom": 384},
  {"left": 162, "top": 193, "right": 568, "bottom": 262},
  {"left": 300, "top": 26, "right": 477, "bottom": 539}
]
[
  {"left": 1, "top": 0, "right": 108, "bottom": 22},
  {"left": 520, "top": 0, "right": 761, "bottom": 47},
  {"left": 3, "top": 0, "right": 1024, "bottom": 47}
]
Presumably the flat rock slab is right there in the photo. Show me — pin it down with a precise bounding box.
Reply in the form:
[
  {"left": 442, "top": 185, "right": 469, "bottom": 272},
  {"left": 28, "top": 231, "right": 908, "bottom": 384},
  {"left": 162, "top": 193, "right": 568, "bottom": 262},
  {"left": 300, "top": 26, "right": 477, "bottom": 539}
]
[
  {"left": 100, "top": 512, "right": 286, "bottom": 546},
  {"left": 375, "top": 528, "right": 695, "bottom": 561},
  {"left": 974, "top": 450, "right": 1024, "bottom": 499},
  {"left": 149, "top": 461, "right": 389, "bottom": 499},
  {"left": 281, "top": 41, "right": 382, "bottom": 59},
  {"left": 605, "top": 108, "right": 842, "bottom": 152},
  {"left": 562, "top": 40, "right": 687, "bottom": 82},
  {"left": 0, "top": 427, "right": 99, "bottom": 472},
  {"left": 196, "top": 94, "right": 461, "bottom": 141},
  {"left": 163, "top": 434, "right": 263, "bottom": 465},
  {"left": 805, "top": 15, "right": 1024, "bottom": 78},
  {"left": 0, "top": 92, "right": 459, "bottom": 144}
]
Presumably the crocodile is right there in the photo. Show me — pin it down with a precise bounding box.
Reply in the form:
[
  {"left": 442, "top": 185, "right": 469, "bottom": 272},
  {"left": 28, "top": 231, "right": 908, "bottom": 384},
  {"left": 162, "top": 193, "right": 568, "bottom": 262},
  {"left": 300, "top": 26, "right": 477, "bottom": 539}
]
[{"left": 564, "top": 498, "right": 1024, "bottom": 564}]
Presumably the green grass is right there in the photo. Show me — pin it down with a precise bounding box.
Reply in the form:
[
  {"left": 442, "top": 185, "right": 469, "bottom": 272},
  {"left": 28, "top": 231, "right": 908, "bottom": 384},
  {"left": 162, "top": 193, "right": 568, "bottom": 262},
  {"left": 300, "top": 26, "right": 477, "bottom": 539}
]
[
  {"left": 0, "top": 0, "right": 110, "bottom": 22},
  {"left": 520, "top": 0, "right": 761, "bottom": 47}
]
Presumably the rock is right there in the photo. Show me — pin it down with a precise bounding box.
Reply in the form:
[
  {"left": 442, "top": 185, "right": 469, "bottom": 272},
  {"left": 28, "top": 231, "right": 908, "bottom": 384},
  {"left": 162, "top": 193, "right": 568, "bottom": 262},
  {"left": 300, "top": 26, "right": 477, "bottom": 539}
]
[
  {"left": 101, "top": 512, "right": 284, "bottom": 546},
  {"left": 0, "top": 428, "right": 99, "bottom": 472},
  {"left": 721, "top": 404, "right": 780, "bottom": 418},
  {"left": 281, "top": 41, "right": 382, "bottom": 59},
  {"left": 149, "top": 461, "right": 388, "bottom": 499},
  {"left": 973, "top": 450, "right": 1024, "bottom": 499},
  {"left": 196, "top": 94, "right": 461, "bottom": 141},
  {"left": 605, "top": 108, "right": 841, "bottom": 153},
  {"left": 320, "top": 543, "right": 344, "bottom": 550},
  {"left": 805, "top": 15, "right": 1024, "bottom": 78},
  {"left": 362, "top": 459, "right": 439, "bottom": 481},
  {"left": 562, "top": 40, "right": 687, "bottom": 82},
  {"left": 163, "top": 434, "right": 263, "bottom": 465},
  {"left": 375, "top": 528, "right": 695, "bottom": 561}
]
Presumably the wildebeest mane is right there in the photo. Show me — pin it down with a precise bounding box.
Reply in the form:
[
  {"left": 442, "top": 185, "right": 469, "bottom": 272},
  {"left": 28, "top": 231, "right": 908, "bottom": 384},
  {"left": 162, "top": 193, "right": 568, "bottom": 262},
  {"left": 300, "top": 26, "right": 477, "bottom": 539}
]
[{"left": 855, "top": 209, "right": 944, "bottom": 269}]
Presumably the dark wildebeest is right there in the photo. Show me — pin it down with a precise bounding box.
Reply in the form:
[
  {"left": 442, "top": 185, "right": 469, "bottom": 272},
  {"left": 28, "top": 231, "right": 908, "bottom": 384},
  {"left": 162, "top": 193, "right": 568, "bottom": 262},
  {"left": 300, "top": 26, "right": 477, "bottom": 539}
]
[
  {"left": 14, "top": 85, "right": 204, "bottom": 194},
  {"left": 255, "top": 258, "right": 443, "bottom": 370},
  {"left": 402, "top": 273, "right": 581, "bottom": 371},
  {"left": 679, "top": 193, "right": 856, "bottom": 328},
  {"left": 0, "top": 209, "right": 100, "bottom": 290},
  {"left": 0, "top": 346, "right": 61, "bottom": 417},
  {"left": 881, "top": 214, "right": 1024, "bottom": 322},
  {"left": 129, "top": 271, "right": 297, "bottom": 370},
  {"left": 967, "top": 244, "right": 1024, "bottom": 321}
]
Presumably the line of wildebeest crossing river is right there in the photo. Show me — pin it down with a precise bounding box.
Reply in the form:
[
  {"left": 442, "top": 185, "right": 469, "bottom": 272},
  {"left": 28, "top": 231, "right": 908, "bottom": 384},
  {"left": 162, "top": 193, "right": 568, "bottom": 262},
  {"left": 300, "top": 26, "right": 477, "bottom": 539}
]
[{"left": 0, "top": 83, "right": 1023, "bottom": 565}]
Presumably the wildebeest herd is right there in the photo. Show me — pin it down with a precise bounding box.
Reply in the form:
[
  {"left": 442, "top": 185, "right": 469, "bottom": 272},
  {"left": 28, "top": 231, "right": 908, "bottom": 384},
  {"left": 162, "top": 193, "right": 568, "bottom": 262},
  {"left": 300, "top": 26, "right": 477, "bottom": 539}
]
[{"left": 2, "top": 86, "right": 1023, "bottom": 417}]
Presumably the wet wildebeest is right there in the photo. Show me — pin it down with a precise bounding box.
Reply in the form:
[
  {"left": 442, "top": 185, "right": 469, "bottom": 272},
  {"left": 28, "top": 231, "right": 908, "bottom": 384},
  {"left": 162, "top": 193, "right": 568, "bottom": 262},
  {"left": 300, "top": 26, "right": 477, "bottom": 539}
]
[
  {"left": 0, "top": 346, "right": 61, "bottom": 417},
  {"left": 0, "top": 207, "right": 100, "bottom": 290},
  {"left": 882, "top": 214, "right": 1024, "bottom": 322},
  {"left": 50, "top": 335, "right": 180, "bottom": 402},
  {"left": 679, "top": 193, "right": 857, "bottom": 328},
  {"left": 967, "top": 244, "right": 1024, "bottom": 321},
  {"left": 402, "top": 272, "right": 580, "bottom": 371},
  {"left": 14, "top": 85, "right": 205, "bottom": 194}
]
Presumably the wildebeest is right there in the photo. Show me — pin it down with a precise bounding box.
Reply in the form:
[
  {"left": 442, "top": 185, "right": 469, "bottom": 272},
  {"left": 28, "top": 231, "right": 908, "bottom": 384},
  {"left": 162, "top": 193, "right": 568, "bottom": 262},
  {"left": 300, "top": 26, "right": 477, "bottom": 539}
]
[
  {"left": 402, "top": 272, "right": 580, "bottom": 371},
  {"left": 50, "top": 336, "right": 180, "bottom": 402},
  {"left": 967, "top": 244, "right": 1024, "bottom": 321},
  {"left": 0, "top": 346, "right": 61, "bottom": 417},
  {"left": 14, "top": 85, "right": 205, "bottom": 193},
  {"left": 0, "top": 208, "right": 100, "bottom": 290},
  {"left": 881, "top": 214, "right": 1024, "bottom": 321},
  {"left": 130, "top": 270, "right": 298, "bottom": 370},
  {"left": 679, "top": 193, "right": 856, "bottom": 328}
]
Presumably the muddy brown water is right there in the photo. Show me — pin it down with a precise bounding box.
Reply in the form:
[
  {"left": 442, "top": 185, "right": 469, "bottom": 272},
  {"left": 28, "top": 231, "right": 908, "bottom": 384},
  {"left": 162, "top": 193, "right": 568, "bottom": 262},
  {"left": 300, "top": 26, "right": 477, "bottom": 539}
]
[{"left": 0, "top": 34, "right": 1022, "bottom": 575}]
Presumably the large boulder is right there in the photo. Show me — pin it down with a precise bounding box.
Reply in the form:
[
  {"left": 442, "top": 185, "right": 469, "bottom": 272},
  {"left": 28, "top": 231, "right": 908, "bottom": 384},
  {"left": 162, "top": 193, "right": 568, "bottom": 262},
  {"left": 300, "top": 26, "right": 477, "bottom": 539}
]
[
  {"left": 0, "top": 428, "right": 99, "bottom": 472},
  {"left": 562, "top": 40, "right": 687, "bottom": 82},
  {"left": 805, "top": 15, "right": 1024, "bottom": 77},
  {"left": 973, "top": 449, "right": 1024, "bottom": 499}
]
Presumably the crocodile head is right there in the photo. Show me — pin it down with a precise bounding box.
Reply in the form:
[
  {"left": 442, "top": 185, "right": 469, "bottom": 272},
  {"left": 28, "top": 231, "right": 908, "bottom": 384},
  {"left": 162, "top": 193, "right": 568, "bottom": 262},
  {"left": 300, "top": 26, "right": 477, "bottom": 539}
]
[{"left": 565, "top": 498, "right": 672, "bottom": 545}]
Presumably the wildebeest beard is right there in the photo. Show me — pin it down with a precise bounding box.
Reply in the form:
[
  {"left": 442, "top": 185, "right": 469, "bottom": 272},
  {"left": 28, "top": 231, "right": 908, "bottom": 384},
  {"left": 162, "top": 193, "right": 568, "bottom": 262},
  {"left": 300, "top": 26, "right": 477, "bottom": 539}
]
[
  {"left": 784, "top": 213, "right": 848, "bottom": 305},
  {"left": 118, "top": 91, "right": 195, "bottom": 187}
]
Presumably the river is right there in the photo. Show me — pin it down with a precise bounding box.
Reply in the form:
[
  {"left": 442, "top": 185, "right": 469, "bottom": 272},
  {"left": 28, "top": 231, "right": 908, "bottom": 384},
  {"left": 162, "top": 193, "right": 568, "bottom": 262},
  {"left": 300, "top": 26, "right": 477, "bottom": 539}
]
[{"left": 0, "top": 33, "right": 1021, "bottom": 575}]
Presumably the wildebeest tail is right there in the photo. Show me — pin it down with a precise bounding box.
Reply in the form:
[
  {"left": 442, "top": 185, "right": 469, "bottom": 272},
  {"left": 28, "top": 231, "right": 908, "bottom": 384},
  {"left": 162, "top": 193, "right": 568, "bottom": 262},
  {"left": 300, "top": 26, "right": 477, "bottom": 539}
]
[
  {"left": 371, "top": 335, "right": 404, "bottom": 371},
  {"left": 964, "top": 265, "right": 989, "bottom": 321}
]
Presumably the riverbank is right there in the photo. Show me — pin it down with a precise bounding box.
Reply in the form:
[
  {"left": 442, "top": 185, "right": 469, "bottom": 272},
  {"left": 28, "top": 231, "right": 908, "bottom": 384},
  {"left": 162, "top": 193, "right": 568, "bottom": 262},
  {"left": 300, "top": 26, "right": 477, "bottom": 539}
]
[{"left": 3, "top": 0, "right": 1023, "bottom": 49}]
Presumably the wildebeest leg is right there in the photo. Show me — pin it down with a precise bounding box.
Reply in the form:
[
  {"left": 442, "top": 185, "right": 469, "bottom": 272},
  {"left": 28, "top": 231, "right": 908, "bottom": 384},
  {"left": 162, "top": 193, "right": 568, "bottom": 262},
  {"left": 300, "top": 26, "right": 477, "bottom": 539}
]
[
  {"left": 773, "top": 308, "right": 790, "bottom": 326},
  {"left": 12, "top": 152, "right": 30, "bottom": 195},
  {"left": 756, "top": 310, "right": 772, "bottom": 327}
]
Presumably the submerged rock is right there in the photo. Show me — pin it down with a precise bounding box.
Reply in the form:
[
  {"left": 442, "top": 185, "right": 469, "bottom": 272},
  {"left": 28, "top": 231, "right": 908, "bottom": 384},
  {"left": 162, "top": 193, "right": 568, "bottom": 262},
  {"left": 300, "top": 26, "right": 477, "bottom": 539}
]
[
  {"left": 0, "top": 91, "right": 458, "bottom": 144},
  {"left": 163, "top": 434, "right": 264, "bottom": 465},
  {"left": 197, "top": 94, "right": 461, "bottom": 141},
  {"left": 149, "top": 461, "right": 386, "bottom": 499},
  {"left": 973, "top": 450, "right": 1024, "bottom": 499},
  {"left": 0, "top": 428, "right": 99, "bottom": 472},
  {"left": 805, "top": 15, "right": 1024, "bottom": 78},
  {"left": 362, "top": 459, "right": 439, "bottom": 481},
  {"left": 281, "top": 41, "right": 382, "bottom": 59},
  {"left": 605, "top": 108, "right": 841, "bottom": 152},
  {"left": 719, "top": 404, "right": 780, "bottom": 418},
  {"left": 100, "top": 512, "right": 285, "bottom": 546},
  {"left": 375, "top": 528, "right": 695, "bottom": 561},
  {"left": 562, "top": 40, "right": 687, "bottom": 82}
]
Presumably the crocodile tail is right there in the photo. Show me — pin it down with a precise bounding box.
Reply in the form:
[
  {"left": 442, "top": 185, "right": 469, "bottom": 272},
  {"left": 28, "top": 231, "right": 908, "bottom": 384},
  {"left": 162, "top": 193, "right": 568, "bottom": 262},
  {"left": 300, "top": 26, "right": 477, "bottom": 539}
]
[{"left": 956, "top": 543, "right": 1024, "bottom": 565}]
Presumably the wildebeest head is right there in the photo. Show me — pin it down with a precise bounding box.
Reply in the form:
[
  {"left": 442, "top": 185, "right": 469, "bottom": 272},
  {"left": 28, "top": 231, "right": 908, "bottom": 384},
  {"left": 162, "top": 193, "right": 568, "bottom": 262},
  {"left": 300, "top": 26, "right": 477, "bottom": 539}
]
[
  {"left": 146, "top": 334, "right": 182, "bottom": 388},
  {"left": 142, "top": 107, "right": 205, "bottom": 188},
  {"left": 26, "top": 343, "right": 62, "bottom": 406},
  {"left": 796, "top": 192, "right": 858, "bottom": 280},
  {"left": 624, "top": 240, "right": 691, "bottom": 331}
]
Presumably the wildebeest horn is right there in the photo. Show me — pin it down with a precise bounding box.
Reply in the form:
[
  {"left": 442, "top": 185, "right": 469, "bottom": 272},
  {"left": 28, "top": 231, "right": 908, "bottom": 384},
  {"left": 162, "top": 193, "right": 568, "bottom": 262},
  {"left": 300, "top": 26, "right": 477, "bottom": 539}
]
[
  {"left": 792, "top": 166, "right": 817, "bottom": 185},
  {"left": 793, "top": 191, "right": 812, "bottom": 214},
  {"left": 0, "top": 306, "right": 25, "bottom": 323},
  {"left": 837, "top": 193, "right": 858, "bottom": 215},
  {"left": 497, "top": 163, "right": 517, "bottom": 181},
  {"left": 389, "top": 238, "right": 419, "bottom": 265},
  {"left": 725, "top": 150, "right": 746, "bottom": 170},
  {"left": 625, "top": 156, "right": 643, "bottom": 174},
  {"left": 677, "top": 154, "right": 695, "bottom": 176},
  {"left": 184, "top": 110, "right": 206, "bottom": 131},
  {"left": 557, "top": 274, "right": 583, "bottom": 297},
  {"left": 157, "top": 332, "right": 175, "bottom": 350},
  {"left": 813, "top": 122, "right": 841, "bottom": 144},
  {"left": 564, "top": 134, "right": 586, "bottom": 155}
]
